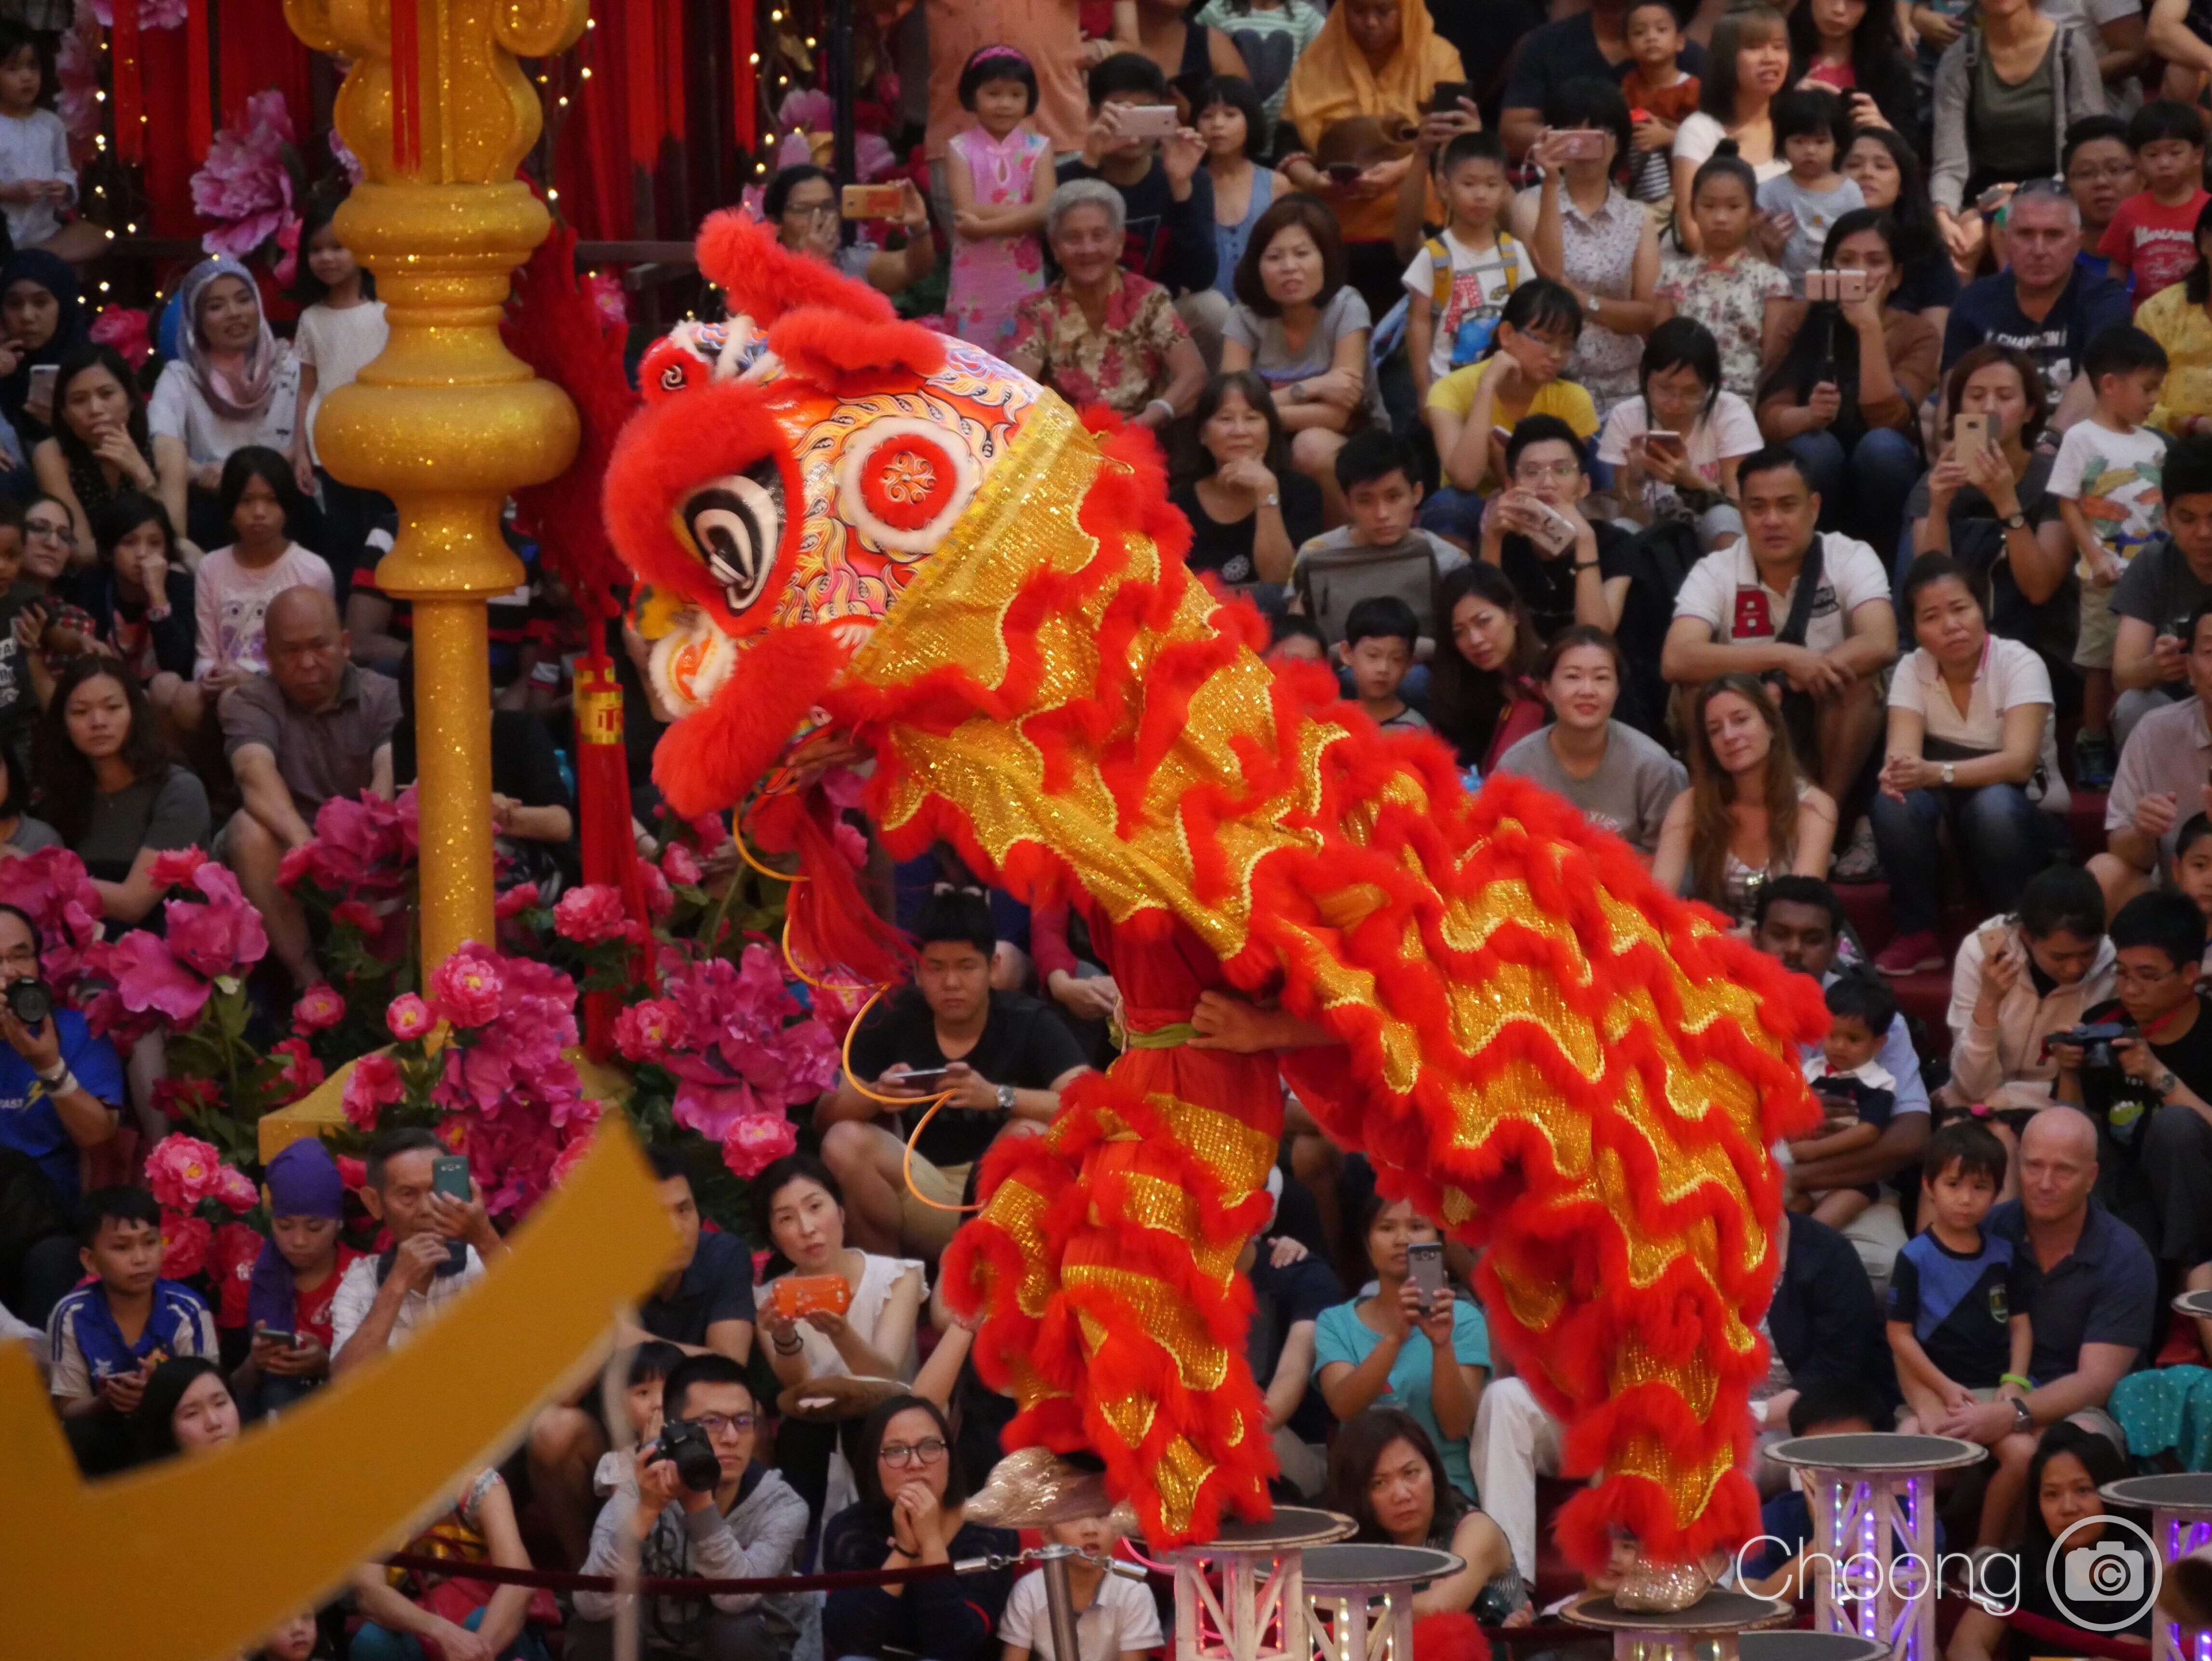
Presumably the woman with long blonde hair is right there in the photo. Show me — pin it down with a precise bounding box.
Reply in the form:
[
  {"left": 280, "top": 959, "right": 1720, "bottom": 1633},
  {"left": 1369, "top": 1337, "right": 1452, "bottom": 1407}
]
[{"left": 1652, "top": 672, "right": 1838, "bottom": 922}]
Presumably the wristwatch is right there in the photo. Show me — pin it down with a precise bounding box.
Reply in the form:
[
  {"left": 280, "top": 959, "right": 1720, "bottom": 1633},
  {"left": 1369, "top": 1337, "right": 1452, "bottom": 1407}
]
[
  {"left": 1941, "top": 762, "right": 1956, "bottom": 786},
  {"left": 2011, "top": 1396, "right": 2034, "bottom": 1434},
  {"left": 1583, "top": 290, "right": 1602, "bottom": 316},
  {"left": 995, "top": 1082, "right": 1016, "bottom": 1113},
  {"left": 1262, "top": 492, "right": 1280, "bottom": 508},
  {"left": 2152, "top": 1066, "right": 2181, "bottom": 1098},
  {"left": 2000, "top": 510, "right": 2027, "bottom": 529}
]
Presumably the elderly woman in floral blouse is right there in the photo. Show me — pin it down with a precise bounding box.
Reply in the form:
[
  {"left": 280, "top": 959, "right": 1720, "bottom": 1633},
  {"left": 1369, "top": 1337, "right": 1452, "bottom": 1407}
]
[{"left": 1006, "top": 179, "right": 1208, "bottom": 429}]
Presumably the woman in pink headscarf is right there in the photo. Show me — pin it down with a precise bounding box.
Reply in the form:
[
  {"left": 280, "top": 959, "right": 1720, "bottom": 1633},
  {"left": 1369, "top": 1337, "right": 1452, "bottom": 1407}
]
[{"left": 148, "top": 257, "right": 300, "bottom": 550}]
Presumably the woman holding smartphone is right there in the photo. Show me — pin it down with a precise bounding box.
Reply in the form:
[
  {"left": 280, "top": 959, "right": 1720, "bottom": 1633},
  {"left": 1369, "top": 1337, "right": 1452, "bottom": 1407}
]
[{"left": 1313, "top": 1192, "right": 1489, "bottom": 1499}]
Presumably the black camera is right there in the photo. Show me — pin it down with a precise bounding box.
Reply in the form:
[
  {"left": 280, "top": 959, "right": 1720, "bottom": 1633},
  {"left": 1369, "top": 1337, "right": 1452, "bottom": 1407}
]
[
  {"left": 2044, "top": 1020, "right": 2128, "bottom": 1073},
  {"left": 6, "top": 977, "right": 53, "bottom": 1028},
  {"left": 647, "top": 1418, "right": 722, "bottom": 1493}
]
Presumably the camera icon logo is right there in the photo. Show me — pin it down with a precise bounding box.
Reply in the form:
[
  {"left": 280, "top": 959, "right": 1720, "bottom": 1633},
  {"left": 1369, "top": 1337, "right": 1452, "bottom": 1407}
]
[{"left": 2047, "top": 1516, "right": 2161, "bottom": 1632}]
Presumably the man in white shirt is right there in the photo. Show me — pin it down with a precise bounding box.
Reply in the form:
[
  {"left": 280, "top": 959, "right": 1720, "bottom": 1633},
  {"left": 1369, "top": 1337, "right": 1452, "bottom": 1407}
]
[
  {"left": 330, "top": 1126, "right": 503, "bottom": 1375},
  {"left": 1662, "top": 445, "right": 1900, "bottom": 809}
]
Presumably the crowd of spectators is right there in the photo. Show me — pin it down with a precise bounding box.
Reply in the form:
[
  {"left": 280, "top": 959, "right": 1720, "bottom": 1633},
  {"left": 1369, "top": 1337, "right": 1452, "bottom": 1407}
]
[{"left": 12, "top": 0, "right": 2212, "bottom": 1655}]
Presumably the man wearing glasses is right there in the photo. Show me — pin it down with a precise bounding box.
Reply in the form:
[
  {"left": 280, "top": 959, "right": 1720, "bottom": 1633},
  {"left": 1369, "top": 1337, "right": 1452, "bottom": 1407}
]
[
  {"left": 571, "top": 1353, "right": 809, "bottom": 1661},
  {"left": 2054, "top": 891, "right": 2212, "bottom": 1280}
]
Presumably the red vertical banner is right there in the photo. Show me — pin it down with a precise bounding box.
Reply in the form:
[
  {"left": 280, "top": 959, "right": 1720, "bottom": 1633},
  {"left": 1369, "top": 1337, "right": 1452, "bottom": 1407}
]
[
  {"left": 389, "top": 0, "right": 420, "bottom": 172},
  {"left": 624, "top": 0, "right": 657, "bottom": 171},
  {"left": 660, "top": 0, "right": 685, "bottom": 153},
  {"left": 184, "top": 0, "right": 211, "bottom": 157},
  {"left": 216, "top": 0, "right": 249, "bottom": 129},
  {"left": 730, "top": 0, "right": 754, "bottom": 151},
  {"left": 110, "top": 0, "right": 142, "bottom": 163}
]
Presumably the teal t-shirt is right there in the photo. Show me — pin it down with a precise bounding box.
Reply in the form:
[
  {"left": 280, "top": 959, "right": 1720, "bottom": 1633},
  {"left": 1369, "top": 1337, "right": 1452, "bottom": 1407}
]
[{"left": 1312, "top": 1296, "right": 1492, "bottom": 1497}]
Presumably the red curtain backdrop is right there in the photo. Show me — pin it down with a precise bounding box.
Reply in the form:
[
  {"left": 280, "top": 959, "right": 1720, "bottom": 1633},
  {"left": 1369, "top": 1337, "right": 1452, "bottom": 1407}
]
[{"left": 131, "top": 0, "right": 312, "bottom": 238}]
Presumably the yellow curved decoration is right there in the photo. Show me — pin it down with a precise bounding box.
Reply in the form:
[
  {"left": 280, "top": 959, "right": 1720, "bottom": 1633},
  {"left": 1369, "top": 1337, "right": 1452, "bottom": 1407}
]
[{"left": 0, "top": 1117, "right": 676, "bottom": 1661}]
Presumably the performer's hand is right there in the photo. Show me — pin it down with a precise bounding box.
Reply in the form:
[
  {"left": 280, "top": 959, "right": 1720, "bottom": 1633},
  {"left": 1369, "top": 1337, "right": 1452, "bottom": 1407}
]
[{"left": 1189, "top": 989, "right": 1277, "bottom": 1053}]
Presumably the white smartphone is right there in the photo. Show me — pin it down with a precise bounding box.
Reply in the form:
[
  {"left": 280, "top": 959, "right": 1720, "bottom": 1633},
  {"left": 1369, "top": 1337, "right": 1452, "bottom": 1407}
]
[
  {"left": 1525, "top": 500, "right": 1579, "bottom": 555},
  {"left": 1407, "top": 1240, "right": 1446, "bottom": 1304}
]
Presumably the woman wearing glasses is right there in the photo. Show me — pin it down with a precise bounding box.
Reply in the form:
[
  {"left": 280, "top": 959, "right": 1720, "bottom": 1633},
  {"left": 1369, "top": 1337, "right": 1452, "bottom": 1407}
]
[
  {"left": 764, "top": 163, "right": 939, "bottom": 298},
  {"left": 754, "top": 1155, "right": 926, "bottom": 1521},
  {"left": 822, "top": 1393, "right": 1018, "bottom": 1661}
]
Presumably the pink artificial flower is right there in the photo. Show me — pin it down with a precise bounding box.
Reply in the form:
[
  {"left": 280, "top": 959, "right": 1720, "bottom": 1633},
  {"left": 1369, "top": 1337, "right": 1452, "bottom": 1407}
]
[
  {"left": 494, "top": 883, "right": 540, "bottom": 920},
  {"left": 661, "top": 843, "right": 702, "bottom": 886},
  {"left": 211, "top": 1221, "right": 263, "bottom": 1327},
  {"left": 292, "top": 982, "right": 346, "bottom": 1034},
  {"left": 721, "top": 1110, "right": 799, "bottom": 1179},
  {"left": 335, "top": 1155, "right": 368, "bottom": 1191},
  {"left": 672, "top": 1078, "right": 758, "bottom": 1142},
  {"left": 144, "top": 1133, "right": 223, "bottom": 1210},
  {"left": 164, "top": 863, "right": 270, "bottom": 979},
  {"left": 329, "top": 128, "right": 364, "bottom": 186},
  {"left": 191, "top": 89, "right": 295, "bottom": 257},
  {"left": 612, "top": 997, "right": 683, "bottom": 1063},
  {"left": 88, "top": 304, "right": 151, "bottom": 369},
  {"left": 341, "top": 1051, "right": 405, "bottom": 1131},
  {"left": 161, "top": 1213, "right": 211, "bottom": 1279},
  {"left": 777, "top": 87, "right": 836, "bottom": 132},
  {"left": 549, "top": 1134, "right": 594, "bottom": 1188},
  {"left": 580, "top": 268, "right": 628, "bottom": 332},
  {"left": 147, "top": 846, "right": 209, "bottom": 890},
  {"left": 213, "top": 1164, "right": 260, "bottom": 1213},
  {"left": 386, "top": 992, "right": 433, "bottom": 1041},
  {"left": 277, "top": 844, "right": 316, "bottom": 892},
  {"left": 97, "top": 931, "right": 212, "bottom": 1028},
  {"left": 638, "top": 860, "right": 674, "bottom": 921},
  {"left": 428, "top": 946, "right": 505, "bottom": 1028},
  {"left": 833, "top": 820, "right": 868, "bottom": 870},
  {"left": 149, "top": 1076, "right": 219, "bottom": 1122},
  {"left": 817, "top": 766, "right": 868, "bottom": 811},
  {"left": 552, "top": 884, "right": 633, "bottom": 946},
  {"left": 330, "top": 899, "right": 379, "bottom": 933},
  {"left": 271, "top": 1036, "right": 324, "bottom": 1102},
  {"left": 271, "top": 214, "right": 302, "bottom": 288},
  {"left": 0, "top": 847, "right": 103, "bottom": 994},
  {"left": 86, "top": 0, "right": 188, "bottom": 26},
  {"left": 56, "top": 21, "right": 98, "bottom": 149}
]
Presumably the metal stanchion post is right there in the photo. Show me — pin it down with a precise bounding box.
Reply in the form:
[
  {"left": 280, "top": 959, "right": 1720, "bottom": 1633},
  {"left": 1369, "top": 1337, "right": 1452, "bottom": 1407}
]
[{"left": 1039, "top": 1544, "right": 1086, "bottom": 1661}]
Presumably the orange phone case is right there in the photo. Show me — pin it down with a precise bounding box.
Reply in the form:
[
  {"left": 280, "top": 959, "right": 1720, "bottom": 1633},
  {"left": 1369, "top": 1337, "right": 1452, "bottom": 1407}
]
[{"left": 771, "top": 1275, "right": 853, "bottom": 1319}]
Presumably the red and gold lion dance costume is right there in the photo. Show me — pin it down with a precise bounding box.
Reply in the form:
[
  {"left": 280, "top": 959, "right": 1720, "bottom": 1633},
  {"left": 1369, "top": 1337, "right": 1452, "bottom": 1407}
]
[{"left": 597, "top": 213, "right": 1827, "bottom": 1572}]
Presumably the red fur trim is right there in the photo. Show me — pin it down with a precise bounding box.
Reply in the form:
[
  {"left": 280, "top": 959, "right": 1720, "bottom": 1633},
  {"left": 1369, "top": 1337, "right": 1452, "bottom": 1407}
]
[
  {"left": 602, "top": 382, "right": 809, "bottom": 635},
  {"left": 649, "top": 623, "right": 854, "bottom": 818},
  {"left": 694, "top": 210, "right": 898, "bottom": 328},
  {"left": 1414, "top": 1613, "right": 1487, "bottom": 1661},
  {"left": 765, "top": 305, "right": 947, "bottom": 388},
  {"left": 782, "top": 800, "right": 910, "bottom": 988}
]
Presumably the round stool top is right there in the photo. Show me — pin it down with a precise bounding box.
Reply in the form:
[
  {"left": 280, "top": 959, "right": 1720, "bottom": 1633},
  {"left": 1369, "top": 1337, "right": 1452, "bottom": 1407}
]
[
  {"left": 2104, "top": 1474, "right": 2212, "bottom": 1513},
  {"left": 1766, "top": 1433, "right": 1988, "bottom": 1473},
  {"left": 1563, "top": 1591, "right": 1795, "bottom": 1633},
  {"left": 1739, "top": 1634, "right": 1895, "bottom": 1661},
  {"left": 2172, "top": 1290, "right": 2212, "bottom": 1319},
  {"left": 1157, "top": 1508, "right": 1356, "bottom": 1554},
  {"left": 1303, "top": 1544, "right": 1464, "bottom": 1589}
]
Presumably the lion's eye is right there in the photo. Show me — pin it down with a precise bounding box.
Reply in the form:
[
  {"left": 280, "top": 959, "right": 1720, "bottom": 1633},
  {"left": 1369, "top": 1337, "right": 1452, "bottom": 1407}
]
[{"left": 682, "top": 461, "right": 783, "bottom": 613}]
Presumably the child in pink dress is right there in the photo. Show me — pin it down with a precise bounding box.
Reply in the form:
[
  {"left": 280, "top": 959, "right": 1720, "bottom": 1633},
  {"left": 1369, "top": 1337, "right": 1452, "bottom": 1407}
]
[{"left": 946, "top": 45, "right": 1054, "bottom": 351}]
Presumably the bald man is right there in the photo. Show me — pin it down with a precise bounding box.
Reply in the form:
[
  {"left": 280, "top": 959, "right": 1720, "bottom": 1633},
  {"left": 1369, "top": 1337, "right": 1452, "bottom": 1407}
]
[
  {"left": 219, "top": 586, "right": 400, "bottom": 989},
  {"left": 1931, "top": 1107, "right": 2154, "bottom": 1546}
]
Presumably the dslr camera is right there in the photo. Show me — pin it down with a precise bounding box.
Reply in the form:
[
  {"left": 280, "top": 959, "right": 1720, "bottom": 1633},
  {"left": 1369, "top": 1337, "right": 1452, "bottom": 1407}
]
[
  {"left": 2043, "top": 1021, "right": 2127, "bottom": 1074},
  {"left": 5, "top": 977, "right": 53, "bottom": 1028},
  {"left": 646, "top": 1418, "right": 722, "bottom": 1493}
]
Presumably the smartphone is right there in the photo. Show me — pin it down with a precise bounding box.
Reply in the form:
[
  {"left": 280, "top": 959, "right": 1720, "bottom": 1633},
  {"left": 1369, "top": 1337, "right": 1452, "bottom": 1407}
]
[
  {"left": 895, "top": 1065, "right": 952, "bottom": 1092},
  {"left": 1425, "top": 79, "right": 1472, "bottom": 113},
  {"left": 840, "top": 183, "right": 904, "bottom": 221},
  {"left": 255, "top": 1323, "right": 295, "bottom": 1347},
  {"left": 1953, "top": 411, "right": 1989, "bottom": 455},
  {"left": 1555, "top": 130, "right": 1606, "bottom": 160},
  {"left": 25, "top": 362, "right": 55, "bottom": 425},
  {"left": 1407, "top": 1240, "right": 1446, "bottom": 1305},
  {"left": 1803, "top": 269, "right": 1834, "bottom": 303},
  {"left": 1324, "top": 160, "right": 1365, "bottom": 185},
  {"left": 1835, "top": 268, "right": 1869, "bottom": 304},
  {"left": 431, "top": 1152, "right": 472, "bottom": 1273},
  {"left": 1525, "top": 501, "right": 1579, "bottom": 556},
  {"left": 1645, "top": 430, "right": 1685, "bottom": 459},
  {"left": 1118, "top": 103, "right": 1182, "bottom": 140}
]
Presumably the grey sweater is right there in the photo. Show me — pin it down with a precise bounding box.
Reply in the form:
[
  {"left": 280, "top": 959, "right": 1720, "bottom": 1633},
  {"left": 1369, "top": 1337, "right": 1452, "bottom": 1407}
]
[
  {"left": 572, "top": 1464, "right": 810, "bottom": 1657},
  {"left": 1929, "top": 22, "right": 2105, "bottom": 212}
]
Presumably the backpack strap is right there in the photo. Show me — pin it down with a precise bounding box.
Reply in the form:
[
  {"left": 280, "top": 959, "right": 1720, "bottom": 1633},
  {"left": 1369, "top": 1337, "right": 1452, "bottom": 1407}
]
[
  {"left": 1426, "top": 236, "right": 1453, "bottom": 314},
  {"left": 1495, "top": 231, "right": 1526, "bottom": 290}
]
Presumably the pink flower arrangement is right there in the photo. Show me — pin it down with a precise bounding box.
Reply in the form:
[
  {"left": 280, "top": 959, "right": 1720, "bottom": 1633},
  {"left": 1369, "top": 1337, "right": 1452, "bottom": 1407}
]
[
  {"left": 662, "top": 844, "right": 702, "bottom": 887},
  {"left": 552, "top": 884, "right": 637, "bottom": 946},
  {"left": 721, "top": 1111, "right": 798, "bottom": 1178},
  {"left": 164, "top": 862, "right": 268, "bottom": 979},
  {"left": 329, "top": 129, "right": 364, "bottom": 186},
  {"left": 270, "top": 1037, "right": 324, "bottom": 1102},
  {"left": 428, "top": 949, "right": 505, "bottom": 1028},
  {"left": 280, "top": 788, "right": 420, "bottom": 905},
  {"left": 192, "top": 90, "right": 300, "bottom": 264},
  {"left": 161, "top": 1213, "right": 211, "bottom": 1279},
  {"left": 86, "top": 0, "right": 189, "bottom": 25},
  {"left": 150, "top": 1076, "right": 219, "bottom": 1122},
  {"left": 213, "top": 1164, "right": 260, "bottom": 1213},
  {"left": 89, "top": 930, "right": 215, "bottom": 1040},
  {"left": 55, "top": 17, "right": 98, "bottom": 151},
  {"left": 495, "top": 883, "right": 540, "bottom": 920},
  {"left": 0, "top": 847, "right": 104, "bottom": 997},
  {"left": 581, "top": 269, "right": 628, "bottom": 332},
  {"left": 638, "top": 861, "right": 674, "bottom": 922},
  {"left": 342, "top": 1051, "right": 404, "bottom": 1130},
  {"left": 145, "top": 1134, "right": 225, "bottom": 1211},
  {"left": 386, "top": 992, "right": 432, "bottom": 1041},
  {"left": 612, "top": 998, "right": 681, "bottom": 1063},
  {"left": 293, "top": 983, "right": 346, "bottom": 1034}
]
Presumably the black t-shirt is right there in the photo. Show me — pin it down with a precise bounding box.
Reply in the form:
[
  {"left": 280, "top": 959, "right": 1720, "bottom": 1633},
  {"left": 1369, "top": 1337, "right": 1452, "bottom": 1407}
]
[
  {"left": 1892, "top": 248, "right": 1963, "bottom": 318},
  {"left": 846, "top": 988, "right": 1088, "bottom": 1167},
  {"left": 1940, "top": 268, "right": 2130, "bottom": 405},
  {"left": 1246, "top": 1248, "right": 1343, "bottom": 1443},
  {"left": 1053, "top": 155, "right": 1217, "bottom": 296},
  {"left": 641, "top": 1227, "right": 757, "bottom": 1344},
  {"left": 1499, "top": 518, "right": 1634, "bottom": 644},
  {"left": 2082, "top": 994, "right": 2212, "bottom": 1153},
  {"left": 1170, "top": 475, "right": 1325, "bottom": 586}
]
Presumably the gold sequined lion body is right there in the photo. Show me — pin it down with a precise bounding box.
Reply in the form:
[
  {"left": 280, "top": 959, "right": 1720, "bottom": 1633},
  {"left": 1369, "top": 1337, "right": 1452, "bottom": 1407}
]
[{"left": 600, "top": 212, "right": 1828, "bottom": 1569}]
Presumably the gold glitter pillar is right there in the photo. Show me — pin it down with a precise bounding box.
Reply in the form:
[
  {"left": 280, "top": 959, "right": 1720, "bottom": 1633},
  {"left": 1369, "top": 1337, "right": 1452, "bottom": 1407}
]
[{"left": 281, "top": 0, "right": 588, "bottom": 969}]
